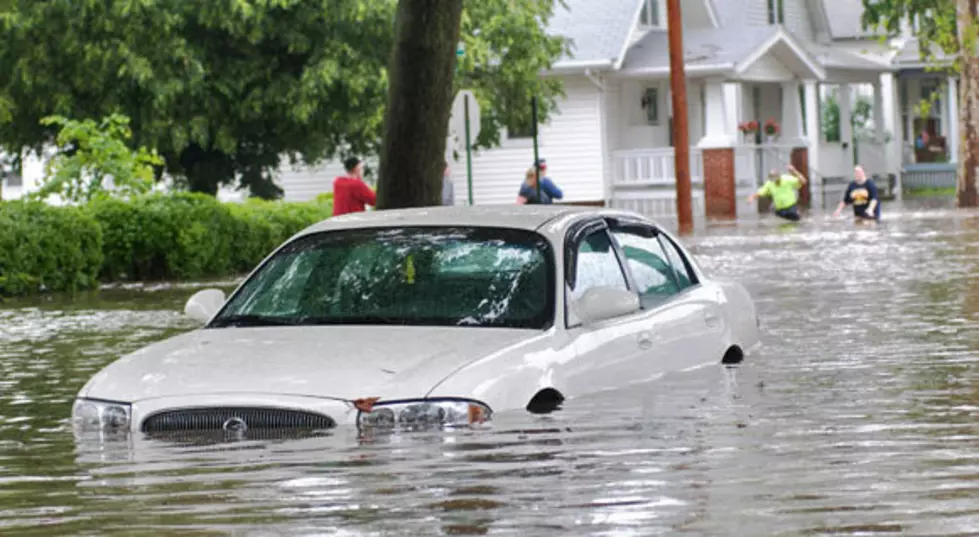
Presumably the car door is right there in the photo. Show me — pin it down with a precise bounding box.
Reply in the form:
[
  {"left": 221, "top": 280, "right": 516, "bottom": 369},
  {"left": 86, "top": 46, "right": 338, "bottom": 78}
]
[
  {"left": 656, "top": 230, "right": 727, "bottom": 365},
  {"left": 563, "top": 221, "right": 651, "bottom": 397},
  {"left": 607, "top": 220, "right": 725, "bottom": 375}
]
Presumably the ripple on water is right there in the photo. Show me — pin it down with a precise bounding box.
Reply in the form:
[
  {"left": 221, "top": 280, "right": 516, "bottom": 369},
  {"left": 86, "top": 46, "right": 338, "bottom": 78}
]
[{"left": 1, "top": 202, "right": 979, "bottom": 534}]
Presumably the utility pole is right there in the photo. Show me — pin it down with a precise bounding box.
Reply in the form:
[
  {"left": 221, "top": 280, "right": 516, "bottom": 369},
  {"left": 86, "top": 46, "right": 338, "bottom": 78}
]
[{"left": 666, "top": 0, "right": 693, "bottom": 233}]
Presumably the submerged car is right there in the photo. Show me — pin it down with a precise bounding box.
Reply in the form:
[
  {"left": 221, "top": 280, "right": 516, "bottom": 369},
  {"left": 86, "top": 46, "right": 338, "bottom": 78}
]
[{"left": 72, "top": 206, "right": 760, "bottom": 436}]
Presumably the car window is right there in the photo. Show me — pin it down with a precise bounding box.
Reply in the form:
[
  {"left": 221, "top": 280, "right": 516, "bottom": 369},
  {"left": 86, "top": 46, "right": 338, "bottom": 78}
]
[
  {"left": 611, "top": 228, "right": 680, "bottom": 306},
  {"left": 568, "top": 229, "right": 629, "bottom": 304},
  {"left": 211, "top": 227, "right": 555, "bottom": 329},
  {"left": 657, "top": 235, "right": 697, "bottom": 291}
]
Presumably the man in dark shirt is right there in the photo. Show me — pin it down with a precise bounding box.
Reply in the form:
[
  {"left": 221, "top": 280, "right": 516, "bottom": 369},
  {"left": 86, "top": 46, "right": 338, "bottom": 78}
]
[
  {"left": 833, "top": 165, "right": 881, "bottom": 221},
  {"left": 332, "top": 157, "right": 377, "bottom": 216}
]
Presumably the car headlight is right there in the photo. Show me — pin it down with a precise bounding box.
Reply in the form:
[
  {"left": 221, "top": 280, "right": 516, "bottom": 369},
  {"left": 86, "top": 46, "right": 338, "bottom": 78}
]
[
  {"left": 357, "top": 399, "right": 492, "bottom": 429},
  {"left": 72, "top": 398, "right": 132, "bottom": 431}
]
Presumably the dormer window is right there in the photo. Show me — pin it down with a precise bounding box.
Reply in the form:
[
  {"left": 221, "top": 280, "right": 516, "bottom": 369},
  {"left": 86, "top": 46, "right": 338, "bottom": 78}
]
[
  {"left": 639, "top": 0, "right": 664, "bottom": 28},
  {"left": 768, "top": 0, "right": 784, "bottom": 24}
]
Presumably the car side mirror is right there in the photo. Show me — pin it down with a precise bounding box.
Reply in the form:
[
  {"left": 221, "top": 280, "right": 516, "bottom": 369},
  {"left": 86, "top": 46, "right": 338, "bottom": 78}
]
[
  {"left": 574, "top": 286, "right": 641, "bottom": 324},
  {"left": 184, "top": 289, "right": 226, "bottom": 324}
]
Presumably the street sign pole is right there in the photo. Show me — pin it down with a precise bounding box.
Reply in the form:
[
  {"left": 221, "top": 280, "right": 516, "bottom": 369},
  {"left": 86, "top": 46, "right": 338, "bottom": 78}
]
[
  {"left": 464, "top": 94, "right": 474, "bottom": 205},
  {"left": 532, "top": 96, "right": 541, "bottom": 200}
]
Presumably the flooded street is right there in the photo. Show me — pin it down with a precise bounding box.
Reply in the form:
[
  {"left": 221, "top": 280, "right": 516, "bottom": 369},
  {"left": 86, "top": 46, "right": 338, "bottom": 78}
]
[{"left": 2, "top": 200, "right": 979, "bottom": 536}]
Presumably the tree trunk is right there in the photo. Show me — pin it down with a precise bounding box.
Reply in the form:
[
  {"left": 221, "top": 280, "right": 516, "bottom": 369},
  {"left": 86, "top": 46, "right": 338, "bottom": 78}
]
[
  {"left": 957, "top": 0, "right": 979, "bottom": 207},
  {"left": 376, "top": 0, "right": 463, "bottom": 210}
]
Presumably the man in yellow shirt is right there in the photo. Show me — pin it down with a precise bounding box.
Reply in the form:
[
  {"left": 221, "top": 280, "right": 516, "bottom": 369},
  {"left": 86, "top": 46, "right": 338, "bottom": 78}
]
[{"left": 746, "top": 164, "right": 807, "bottom": 221}]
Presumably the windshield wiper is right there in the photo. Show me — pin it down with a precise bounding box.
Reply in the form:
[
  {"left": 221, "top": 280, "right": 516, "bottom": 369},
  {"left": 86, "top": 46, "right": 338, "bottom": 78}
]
[{"left": 208, "top": 314, "right": 302, "bottom": 328}]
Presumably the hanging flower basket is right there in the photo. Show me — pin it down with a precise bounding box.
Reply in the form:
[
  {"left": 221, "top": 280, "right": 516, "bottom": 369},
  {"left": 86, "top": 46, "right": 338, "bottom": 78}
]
[
  {"left": 763, "top": 118, "right": 780, "bottom": 143},
  {"left": 738, "top": 120, "right": 759, "bottom": 143}
]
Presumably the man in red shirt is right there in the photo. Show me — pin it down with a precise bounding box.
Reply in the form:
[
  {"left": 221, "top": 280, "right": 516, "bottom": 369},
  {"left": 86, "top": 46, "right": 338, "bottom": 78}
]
[{"left": 332, "top": 157, "right": 377, "bottom": 216}]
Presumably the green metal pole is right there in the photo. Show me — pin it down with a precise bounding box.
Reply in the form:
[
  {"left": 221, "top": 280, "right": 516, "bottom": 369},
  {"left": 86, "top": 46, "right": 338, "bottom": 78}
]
[
  {"left": 531, "top": 96, "right": 541, "bottom": 200},
  {"left": 464, "top": 94, "right": 474, "bottom": 205}
]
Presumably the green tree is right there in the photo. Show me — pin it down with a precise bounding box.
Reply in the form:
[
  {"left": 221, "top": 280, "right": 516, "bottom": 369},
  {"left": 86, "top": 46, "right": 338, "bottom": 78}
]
[
  {"left": 821, "top": 93, "right": 877, "bottom": 142},
  {"left": 861, "top": 0, "right": 979, "bottom": 206},
  {"left": 31, "top": 114, "right": 163, "bottom": 204},
  {"left": 0, "top": 0, "right": 568, "bottom": 200}
]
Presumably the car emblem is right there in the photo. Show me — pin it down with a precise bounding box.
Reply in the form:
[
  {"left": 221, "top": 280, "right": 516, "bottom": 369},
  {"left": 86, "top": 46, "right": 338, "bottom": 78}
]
[{"left": 223, "top": 417, "right": 248, "bottom": 433}]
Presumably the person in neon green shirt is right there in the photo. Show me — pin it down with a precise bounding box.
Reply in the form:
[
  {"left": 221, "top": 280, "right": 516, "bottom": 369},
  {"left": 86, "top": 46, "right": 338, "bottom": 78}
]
[{"left": 746, "top": 165, "right": 807, "bottom": 221}]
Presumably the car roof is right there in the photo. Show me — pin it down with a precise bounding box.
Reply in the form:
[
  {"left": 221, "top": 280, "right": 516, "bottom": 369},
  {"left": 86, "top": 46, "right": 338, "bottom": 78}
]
[{"left": 296, "top": 205, "right": 662, "bottom": 236}]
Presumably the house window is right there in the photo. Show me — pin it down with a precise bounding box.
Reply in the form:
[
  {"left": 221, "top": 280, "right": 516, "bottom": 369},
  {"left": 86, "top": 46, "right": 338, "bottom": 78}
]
[
  {"left": 642, "top": 87, "right": 660, "bottom": 125},
  {"left": 768, "top": 0, "right": 784, "bottom": 24},
  {"left": 640, "top": 0, "right": 660, "bottom": 27}
]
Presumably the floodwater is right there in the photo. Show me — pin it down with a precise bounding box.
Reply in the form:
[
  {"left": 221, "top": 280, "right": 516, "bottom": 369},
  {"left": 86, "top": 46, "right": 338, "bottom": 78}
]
[{"left": 2, "top": 199, "right": 979, "bottom": 536}]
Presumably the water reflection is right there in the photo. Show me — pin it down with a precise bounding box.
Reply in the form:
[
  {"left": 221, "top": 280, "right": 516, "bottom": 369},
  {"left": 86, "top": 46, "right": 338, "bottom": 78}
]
[{"left": 1, "top": 201, "right": 979, "bottom": 534}]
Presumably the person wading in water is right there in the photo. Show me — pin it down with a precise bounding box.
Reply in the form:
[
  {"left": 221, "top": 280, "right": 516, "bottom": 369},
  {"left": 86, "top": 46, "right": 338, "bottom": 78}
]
[{"left": 746, "top": 164, "right": 807, "bottom": 222}]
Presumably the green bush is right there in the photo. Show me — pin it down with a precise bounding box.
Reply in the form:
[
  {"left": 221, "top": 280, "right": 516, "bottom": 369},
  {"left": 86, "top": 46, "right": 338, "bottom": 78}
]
[
  {"left": 0, "top": 194, "right": 333, "bottom": 295},
  {"left": 0, "top": 201, "right": 103, "bottom": 295},
  {"left": 90, "top": 193, "right": 333, "bottom": 281}
]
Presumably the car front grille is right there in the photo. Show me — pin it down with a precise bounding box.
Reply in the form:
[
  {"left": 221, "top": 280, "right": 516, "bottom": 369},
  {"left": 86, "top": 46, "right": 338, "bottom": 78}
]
[{"left": 141, "top": 407, "right": 336, "bottom": 433}]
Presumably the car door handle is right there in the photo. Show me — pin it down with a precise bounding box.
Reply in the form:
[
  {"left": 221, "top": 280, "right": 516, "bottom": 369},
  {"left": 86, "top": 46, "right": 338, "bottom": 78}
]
[{"left": 704, "top": 310, "right": 721, "bottom": 328}]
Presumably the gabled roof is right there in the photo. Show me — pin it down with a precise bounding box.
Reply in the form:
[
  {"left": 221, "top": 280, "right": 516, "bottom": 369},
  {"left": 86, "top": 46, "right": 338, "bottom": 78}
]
[
  {"left": 548, "top": 0, "right": 642, "bottom": 71},
  {"left": 620, "top": 26, "right": 829, "bottom": 80},
  {"left": 818, "top": 0, "right": 882, "bottom": 40},
  {"left": 621, "top": 26, "right": 776, "bottom": 75}
]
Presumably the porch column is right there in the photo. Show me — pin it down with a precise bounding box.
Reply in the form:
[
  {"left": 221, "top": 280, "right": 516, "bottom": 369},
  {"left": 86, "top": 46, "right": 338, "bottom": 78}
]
[
  {"left": 780, "top": 81, "right": 805, "bottom": 146},
  {"left": 873, "top": 80, "right": 885, "bottom": 144},
  {"left": 804, "top": 81, "right": 822, "bottom": 208},
  {"left": 839, "top": 84, "right": 854, "bottom": 169},
  {"left": 948, "top": 76, "right": 959, "bottom": 165},
  {"left": 881, "top": 72, "right": 903, "bottom": 200},
  {"left": 780, "top": 81, "right": 810, "bottom": 208},
  {"left": 697, "top": 77, "right": 737, "bottom": 220}
]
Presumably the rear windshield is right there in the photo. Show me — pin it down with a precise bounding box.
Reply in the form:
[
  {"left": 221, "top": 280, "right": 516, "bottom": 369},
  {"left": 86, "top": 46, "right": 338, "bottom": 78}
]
[{"left": 210, "top": 226, "right": 555, "bottom": 329}]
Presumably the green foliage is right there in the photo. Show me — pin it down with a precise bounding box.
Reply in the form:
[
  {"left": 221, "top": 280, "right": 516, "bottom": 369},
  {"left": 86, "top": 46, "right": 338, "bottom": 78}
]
[
  {"left": 455, "top": 0, "right": 570, "bottom": 149},
  {"left": 861, "top": 0, "right": 960, "bottom": 62},
  {"left": 0, "top": 201, "right": 103, "bottom": 295},
  {"left": 822, "top": 93, "right": 887, "bottom": 142},
  {"left": 0, "top": 195, "right": 332, "bottom": 296},
  {"left": 89, "top": 193, "right": 333, "bottom": 281},
  {"left": 0, "top": 0, "right": 568, "bottom": 198},
  {"left": 32, "top": 114, "right": 163, "bottom": 204}
]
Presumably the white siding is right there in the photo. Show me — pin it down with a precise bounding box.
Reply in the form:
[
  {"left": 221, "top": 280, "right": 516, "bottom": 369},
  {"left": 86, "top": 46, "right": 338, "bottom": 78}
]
[
  {"left": 741, "top": 55, "right": 794, "bottom": 82},
  {"left": 746, "top": 0, "right": 770, "bottom": 26},
  {"left": 466, "top": 76, "right": 605, "bottom": 205},
  {"left": 783, "top": 0, "right": 814, "bottom": 39},
  {"left": 683, "top": 0, "right": 718, "bottom": 29},
  {"left": 274, "top": 77, "right": 605, "bottom": 206},
  {"left": 612, "top": 79, "right": 705, "bottom": 150},
  {"left": 275, "top": 158, "right": 380, "bottom": 202}
]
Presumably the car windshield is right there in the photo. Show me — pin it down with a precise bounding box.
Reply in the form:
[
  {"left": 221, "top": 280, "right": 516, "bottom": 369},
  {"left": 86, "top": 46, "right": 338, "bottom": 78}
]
[{"left": 210, "top": 226, "right": 555, "bottom": 329}]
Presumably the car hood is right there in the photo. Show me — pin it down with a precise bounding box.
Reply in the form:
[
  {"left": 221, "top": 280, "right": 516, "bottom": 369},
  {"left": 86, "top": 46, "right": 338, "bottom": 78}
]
[{"left": 81, "top": 326, "right": 538, "bottom": 403}]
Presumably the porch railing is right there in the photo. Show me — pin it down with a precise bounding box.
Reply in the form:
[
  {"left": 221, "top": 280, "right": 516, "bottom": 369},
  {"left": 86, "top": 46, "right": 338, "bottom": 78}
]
[{"left": 612, "top": 148, "right": 704, "bottom": 187}]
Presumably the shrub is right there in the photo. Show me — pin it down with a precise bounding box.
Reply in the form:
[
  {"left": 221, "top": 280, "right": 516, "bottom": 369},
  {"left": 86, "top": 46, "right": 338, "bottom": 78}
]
[
  {"left": 0, "top": 201, "right": 103, "bottom": 295},
  {"left": 89, "top": 193, "right": 333, "bottom": 281},
  {"left": 0, "top": 194, "right": 332, "bottom": 295}
]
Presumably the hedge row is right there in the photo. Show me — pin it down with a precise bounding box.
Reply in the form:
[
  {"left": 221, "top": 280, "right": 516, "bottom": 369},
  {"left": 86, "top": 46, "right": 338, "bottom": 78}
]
[{"left": 0, "top": 193, "right": 333, "bottom": 296}]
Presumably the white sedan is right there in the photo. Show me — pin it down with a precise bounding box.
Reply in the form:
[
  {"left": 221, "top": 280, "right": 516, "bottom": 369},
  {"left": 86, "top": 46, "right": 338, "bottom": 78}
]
[{"left": 72, "top": 206, "right": 760, "bottom": 436}]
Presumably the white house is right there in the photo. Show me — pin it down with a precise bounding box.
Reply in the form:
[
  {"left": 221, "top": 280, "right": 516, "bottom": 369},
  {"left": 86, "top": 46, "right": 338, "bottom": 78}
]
[{"left": 1, "top": 0, "right": 956, "bottom": 217}]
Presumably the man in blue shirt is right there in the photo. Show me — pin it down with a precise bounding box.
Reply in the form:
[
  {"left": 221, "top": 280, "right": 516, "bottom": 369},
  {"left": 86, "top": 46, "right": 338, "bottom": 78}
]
[
  {"left": 517, "top": 159, "right": 564, "bottom": 204},
  {"left": 833, "top": 165, "right": 881, "bottom": 221}
]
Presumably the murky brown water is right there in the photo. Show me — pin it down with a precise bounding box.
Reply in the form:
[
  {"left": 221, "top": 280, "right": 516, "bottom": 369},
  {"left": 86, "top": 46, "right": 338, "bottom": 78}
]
[{"left": 2, "top": 200, "right": 979, "bottom": 536}]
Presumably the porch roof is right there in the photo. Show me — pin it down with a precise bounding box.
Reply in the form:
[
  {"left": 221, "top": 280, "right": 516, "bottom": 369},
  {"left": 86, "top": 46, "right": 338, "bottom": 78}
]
[
  {"left": 618, "top": 27, "right": 826, "bottom": 81},
  {"left": 892, "top": 38, "right": 956, "bottom": 69}
]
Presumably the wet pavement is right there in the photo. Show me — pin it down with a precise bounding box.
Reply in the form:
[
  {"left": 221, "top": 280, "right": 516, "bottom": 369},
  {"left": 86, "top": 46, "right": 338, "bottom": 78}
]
[{"left": 1, "top": 199, "right": 978, "bottom": 536}]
